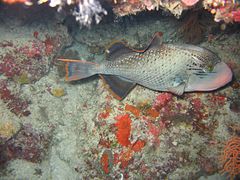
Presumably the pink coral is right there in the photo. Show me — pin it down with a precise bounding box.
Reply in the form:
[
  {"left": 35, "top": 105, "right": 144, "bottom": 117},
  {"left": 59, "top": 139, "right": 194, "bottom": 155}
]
[
  {"left": 181, "top": 0, "right": 199, "bottom": 6},
  {"left": 232, "top": 10, "right": 240, "bottom": 22},
  {"left": 153, "top": 93, "right": 173, "bottom": 110},
  {"left": 0, "top": 54, "right": 21, "bottom": 78}
]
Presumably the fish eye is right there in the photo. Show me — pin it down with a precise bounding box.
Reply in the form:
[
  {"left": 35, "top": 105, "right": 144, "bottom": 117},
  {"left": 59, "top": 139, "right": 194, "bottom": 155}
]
[{"left": 207, "top": 65, "right": 214, "bottom": 72}]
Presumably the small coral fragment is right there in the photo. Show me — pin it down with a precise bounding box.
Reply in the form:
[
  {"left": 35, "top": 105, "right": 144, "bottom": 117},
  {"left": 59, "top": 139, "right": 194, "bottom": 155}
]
[
  {"left": 132, "top": 139, "right": 145, "bottom": 152},
  {"left": 100, "top": 150, "right": 113, "bottom": 174},
  {"left": 50, "top": 87, "right": 65, "bottom": 97},
  {"left": 125, "top": 104, "right": 141, "bottom": 117},
  {"left": 101, "top": 153, "right": 109, "bottom": 174},
  {"left": 14, "top": 72, "right": 30, "bottom": 85},
  {"left": 145, "top": 108, "right": 160, "bottom": 118},
  {"left": 0, "top": 121, "right": 16, "bottom": 140},
  {"left": 114, "top": 114, "right": 132, "bottom": 147}
]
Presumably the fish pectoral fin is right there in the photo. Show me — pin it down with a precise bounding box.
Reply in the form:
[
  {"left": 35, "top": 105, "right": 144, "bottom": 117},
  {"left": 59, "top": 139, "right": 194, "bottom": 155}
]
[
  {"left": 167, "top": 83, "right": 186, "bottom": 96},
  {"left": 100, "top": 75, "right": 136, "bottom": 100}
]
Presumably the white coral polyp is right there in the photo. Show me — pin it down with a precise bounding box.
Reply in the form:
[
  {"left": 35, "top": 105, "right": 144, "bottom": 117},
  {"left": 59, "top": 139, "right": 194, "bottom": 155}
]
[
  {"left": 49, "top": 0, "right": 62, "bottom": 7},
  {"left": 73, "top": 0, "right": 107, "bottom": 27}
]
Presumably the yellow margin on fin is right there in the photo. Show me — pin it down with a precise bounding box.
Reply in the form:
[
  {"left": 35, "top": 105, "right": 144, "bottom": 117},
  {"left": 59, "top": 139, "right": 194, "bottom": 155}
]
[
  {"left": 65, "top": 61, "right": 69, "bottom": 81},
  {"left": 99, "top": 75, "right": 123, "bottom": 101},
  {"left": 58, "top": 58, "right": 97, "bottom": 65}
]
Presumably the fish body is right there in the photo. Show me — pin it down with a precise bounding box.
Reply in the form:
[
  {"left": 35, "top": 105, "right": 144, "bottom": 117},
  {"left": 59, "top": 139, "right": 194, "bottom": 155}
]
[{"left": 59, "top": 32, "right": 232, "bottom": 100}]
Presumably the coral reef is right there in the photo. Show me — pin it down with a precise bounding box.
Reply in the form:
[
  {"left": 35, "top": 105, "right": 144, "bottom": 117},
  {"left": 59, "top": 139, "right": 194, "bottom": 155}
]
[
  {"left": 0, "top": 80, "right": 30, "bottom": 116},
  {"left": 203, "top": 0, "right": 240, "bottom": 23},
  {"left": 1, "top": 0, "right": 240, "bottom": 26},
  {"left": 0, "top": 124, "right": 52, "bottom": 166},
  {"left": 111, "top": 0, "right": 188, "bottom": 17},
  {"left": 0, "top": 19, "right": 71, "bottom": 116},
  {"left": 0, "top": 2, "right": 239, "bottom": 179}
]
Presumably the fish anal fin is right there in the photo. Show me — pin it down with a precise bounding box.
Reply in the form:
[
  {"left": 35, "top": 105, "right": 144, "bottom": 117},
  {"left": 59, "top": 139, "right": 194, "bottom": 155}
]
[
  {"left": 167, "top": 83, "right": 186, "bottom": 96},
  {"left": 100, "top": 75, "right": 136, "bottom": 100},
  {"left": 147, "top": 32, "right": 163, "bottom": 50}
]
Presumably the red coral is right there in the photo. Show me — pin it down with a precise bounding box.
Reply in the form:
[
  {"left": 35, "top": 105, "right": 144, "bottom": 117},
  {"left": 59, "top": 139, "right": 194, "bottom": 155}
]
[
  {"left": 33, "top": 31, "right": 39, "bottom": 39},
  {"left": 145, "top": 108, "right": 160, "bottom": 119},
  {"left": 148, "top": 122, "right": 161, "bottom": 145},
  {"left": 101, "top": 152, "right": 110, "bottom": 174},
  {"left": 0, "top": 54, "right": 21, "bottom": 78},
  {"left": 2, "top": 0, "right": 27, "bottom": 4},
  {"left": 0, "top": 80, "right": 30, "bottom": 116},
  {"left": 44, "top": 35, "right": 55, "bottom": 55},
  {"left": 132, "top": 140, "right": 145, "bottom": 152},
  {"left": 210, "top": 94, "right": 227, "bottom": 106},
  {"left": 125, "top": 104, "right": 141, "bottom": 117},
  {"left": 232, "top": 10, "right": 240, "bottom": 22},
  {"left": 191, "top": 98, "right": 203, "bottom": 110},
  {"left": 18, "top": 41, "right": 43, "bottom": 58},
  {"left": 98, "top": 111, "right": 110, "bottom": 120},
  {"left": 100, "top": 150, "right": 113, "bottom": 174},
  {"left": 115, "top": 114, "right": 132, "bottom": 147}
]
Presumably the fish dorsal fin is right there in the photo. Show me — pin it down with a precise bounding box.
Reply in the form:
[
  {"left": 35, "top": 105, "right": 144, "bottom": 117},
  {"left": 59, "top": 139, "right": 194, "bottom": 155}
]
[
  {"left": 100, "top": 75, "right": 136, "bottom": 100},
  {"left": 167, "top": 83, "right": 186, "bottom": 96},
  {"left": 146, "top": 32, "right": 163, "bottom": 50},
  {"left": 106, "top": 42, "right": 135, "bottom": 61},
  {"left": 105, "top": 32, "right": 163, "bottom": 61}
]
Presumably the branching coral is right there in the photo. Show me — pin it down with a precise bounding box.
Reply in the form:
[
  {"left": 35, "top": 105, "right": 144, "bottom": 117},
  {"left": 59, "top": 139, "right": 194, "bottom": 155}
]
[
  {"left": 220, "top": 136, "right": 240, "bottom": 180},
  {"left": 179, "top": 11, "right": 204, "bottom": 43}
]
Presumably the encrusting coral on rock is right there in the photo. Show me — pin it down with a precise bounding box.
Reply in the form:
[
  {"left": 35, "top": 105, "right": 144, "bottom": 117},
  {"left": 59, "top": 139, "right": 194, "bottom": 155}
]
[{"left": 1, "top": 0, "right": 240, "bottom": 26}]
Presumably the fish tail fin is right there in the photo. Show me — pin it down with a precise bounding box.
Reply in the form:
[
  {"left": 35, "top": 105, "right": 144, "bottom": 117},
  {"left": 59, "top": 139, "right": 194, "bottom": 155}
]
[{"left": 59, "top": 58, "right": 99, "bottom": 81}]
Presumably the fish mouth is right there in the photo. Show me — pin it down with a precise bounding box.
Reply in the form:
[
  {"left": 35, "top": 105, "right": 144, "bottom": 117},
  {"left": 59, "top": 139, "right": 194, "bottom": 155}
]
[{"left": 186, "top": 62, "right": 232, "bottom": 91}]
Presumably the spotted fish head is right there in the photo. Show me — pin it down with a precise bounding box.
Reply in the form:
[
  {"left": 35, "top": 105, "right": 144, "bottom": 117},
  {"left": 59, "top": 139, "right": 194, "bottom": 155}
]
[
  {"left": 178, "top": 44, "right": 233, "bottom": 92},
  {"left": 186, "top": 60, "right": 232, "bottom": 92}
]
